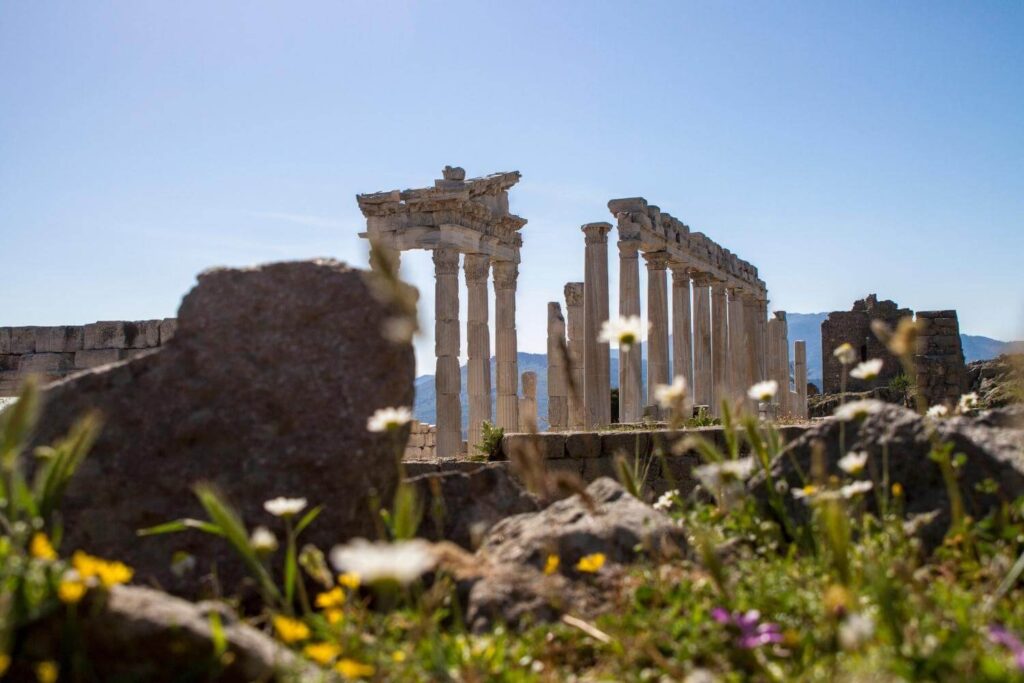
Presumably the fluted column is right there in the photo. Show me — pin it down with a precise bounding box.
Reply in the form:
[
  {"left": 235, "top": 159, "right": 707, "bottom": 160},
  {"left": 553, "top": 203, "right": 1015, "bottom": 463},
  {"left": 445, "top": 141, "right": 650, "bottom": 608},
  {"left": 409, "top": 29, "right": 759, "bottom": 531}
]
[
  {"left": 433, "top": 248, "right": 462, "bottom": 458},
  {"left": 767, "top": 311, "right": 788, "bottom": 414},
  {"left": 711, "top": 282, "right": 728, "bottom": 415},
  {"left": 727, "top": 288, "right": 747, "bottom": 405},
  {"left": 671, "top": 265, "right": 694, "bottom": 393},
  {"left": 756, "top": 297, "right": 769, "bottom": 382},
  {"left": 547, "top": 302, "right": 568, "bottom": 430},
  {"left": 493, "top": 259, "right": 519, "bottom": 431},
  {"left": 464, "top": 254, "right": 491, "bottom": 451},
  {"left": 794, "top": 340, "right": 808, "bottom": 419},
  {"left": 742, "top": 294, "right": 760, "bottom": 392},
  {"left": 617, "top": 240, "right": 642, "bottom": 422},
  {"left": 777, "top": 311, "right": 791, "bottom": 415},
  {"left": 582, "top": 222, "right": 612, "bottom": 427},
  {"left": 644, "top": 251, "right": 670, "bottom": 408},
  {"left": 692, "top": 273, "right": 713, "bottom": 409},
  {"left": 564, "top": 283, "right": 585, "bottom": 429},
  {"left": 518, "top": 371, "right": 538, "bottom": 432}
]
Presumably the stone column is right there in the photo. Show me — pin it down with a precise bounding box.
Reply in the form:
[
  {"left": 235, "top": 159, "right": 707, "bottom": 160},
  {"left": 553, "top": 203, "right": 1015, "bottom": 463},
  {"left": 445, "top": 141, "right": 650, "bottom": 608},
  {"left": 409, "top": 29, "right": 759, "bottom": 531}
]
[
  {"left": 518, "top": 371, "right": 537, "bottom": 432},
  {"left": 671, "top": 265, "right": 694, "bottom": 392},
  {"left": 767, "top": 312, "right": 787, "bottom": 415},
  {"left": 778, "top": 311, "right": 791, "bottom": 416},
  {"left": 756, "top": 297, "right": 769, "bottom": 382},
  {"left": 493, "top": 259, "right": 519, "bottom": 431},
  {"left": 711, "top": 282, "right": 728, "bottom": 415},
  {"left": 564, "top": 282, "right": 585, "bottom": 429},
  {"left": 546, "top": 302, "right": 568, "bottom": 430},
  {"left": 727, "top": 288, "right": 747, "bottom": 404},
  {"left": 464, "top": 254, "right": 492, "bottom": 451},
  {"left": 692, "top": 273, "right": 713, "bottom": 410},
  {"left": 617, "top": 240, "right": 643, "bottom": 423},
  {"left": 742, "top": 294, "right": 760, "bottom": 392},
  {"left": 644, "top": 251, "right": 670, "bottom": 408},
  {"left": 433, "top": 247, "right": 462, "bottom": 459},
  {"left": 794, "top": 340, "right": 808, "bottom": 419},
  {"left": 582, "top": 223, "right": 612, "bottom": 428}
]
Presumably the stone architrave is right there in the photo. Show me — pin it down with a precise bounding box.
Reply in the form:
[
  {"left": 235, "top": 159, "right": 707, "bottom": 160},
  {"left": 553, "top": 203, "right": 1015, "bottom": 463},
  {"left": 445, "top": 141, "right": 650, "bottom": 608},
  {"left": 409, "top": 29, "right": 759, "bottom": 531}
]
[
  {"left": 582, "top": 223, "right": 612, "bottom": 428},
  {"left": 794, "top": 340, "right": 808, "bottom": 419},
  {"left": 671, "top": 265, "right": 694, "bottom": 393},
  {"left": 434, "top": 248, "right": 463, "bottom": 458},
  {"left": 710, "top": 282, "right": 728, "bottom": 415},
  {"left": 727, "top": 288, "right": 747, "bottom": 404},
  {"left": 692, "top": 273, "right": 713, "bottom": 410},
  {"left": 564, "top": 283, "right": 585, "bottom": 429},
  {"left": 518, "top": 371, "right": 538, "bottom": 432},
  {"left": 546, "top": 302, "right": 568, "bottom": 430},
  {"left": 617, "top": 240, "right": 643, "bottom": 423},
  {"left": 464, "top": 254, "right": 492, "bottom": 451},
  {"left": 644, "top": 251, "right": 670, "bottom": 409},
  {"left": 493, "top": 260, "right": 520, "bottom": 432}
]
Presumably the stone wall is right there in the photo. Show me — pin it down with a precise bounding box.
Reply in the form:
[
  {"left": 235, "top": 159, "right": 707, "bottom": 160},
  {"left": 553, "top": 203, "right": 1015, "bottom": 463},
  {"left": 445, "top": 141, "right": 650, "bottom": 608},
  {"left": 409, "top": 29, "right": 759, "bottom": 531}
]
[
  {"left": 404, "top": 420, "right": 437, "bottom": 461},
  {"left": 0, "top": 320, "right": 176, "bottom": 395},
  {"left": 915, "top": 310, "right": 967, "bottom": 408},
  {"left": 821, "top": 294, "right": 911, "bottom": 393}
]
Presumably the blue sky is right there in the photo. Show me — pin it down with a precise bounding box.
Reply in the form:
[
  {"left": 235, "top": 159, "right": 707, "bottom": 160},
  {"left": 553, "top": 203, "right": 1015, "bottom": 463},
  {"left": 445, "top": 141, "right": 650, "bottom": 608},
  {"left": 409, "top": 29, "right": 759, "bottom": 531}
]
[{"left": 2, "top": 1, "right": 1022, "bottom": 375}]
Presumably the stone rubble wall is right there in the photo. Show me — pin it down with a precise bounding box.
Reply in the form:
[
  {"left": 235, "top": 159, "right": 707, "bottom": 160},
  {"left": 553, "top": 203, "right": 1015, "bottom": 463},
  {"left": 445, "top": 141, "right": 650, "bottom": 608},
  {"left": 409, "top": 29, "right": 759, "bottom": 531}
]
[
  {"left": 0, "top": 319, "right": 177, "bottom": 396},
  {"left": 820, "top": 294, "right": 912, "bottom": 394},
  {"left": 404, "top": 420, "right": 437, "bottom": 461},
  {"left": 915, "top": 310, "right": 968, "bottom": 408}
]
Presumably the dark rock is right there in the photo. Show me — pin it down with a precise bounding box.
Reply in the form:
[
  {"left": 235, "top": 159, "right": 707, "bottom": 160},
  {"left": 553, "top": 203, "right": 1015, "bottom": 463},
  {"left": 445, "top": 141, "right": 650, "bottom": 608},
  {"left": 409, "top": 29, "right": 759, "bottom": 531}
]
[{"left": 30, "top": 259, "right": 414, "bottom": 596}]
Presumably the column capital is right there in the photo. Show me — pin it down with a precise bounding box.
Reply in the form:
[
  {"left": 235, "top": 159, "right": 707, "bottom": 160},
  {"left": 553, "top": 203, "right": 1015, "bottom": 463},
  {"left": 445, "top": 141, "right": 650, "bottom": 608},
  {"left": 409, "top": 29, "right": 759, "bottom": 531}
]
[
  {"left": 617, "top": 239, "right": 641, "bottom": 257},
  {"left": 581, "top": 222, "right": 612, "bottom": 244},
  {"left": 642, "top": 250, "right": 671, "bottom": 270},
  {"left": 432, "top": 247, "right": 460, "bottom": 275},
  {"left": 564, "top": 282, "right": 584, "bottom": 306},
  {"left": 492, "top": 260, "right": 518, "bottom": 289},
  {"left": 463, "top": 253, "right": 490, "bottom": 282},
  {"left": 691, "top": 271, "right": 714, "bottom": 287}
]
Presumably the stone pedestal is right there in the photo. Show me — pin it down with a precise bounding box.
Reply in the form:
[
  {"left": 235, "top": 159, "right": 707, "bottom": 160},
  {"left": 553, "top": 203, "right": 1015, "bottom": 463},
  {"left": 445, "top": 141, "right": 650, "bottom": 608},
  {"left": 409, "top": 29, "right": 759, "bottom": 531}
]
[
  {"left": 671, "top": 265, "right": 693, "bottom": 392},
  {"left": 692, "top": 273, "right": 713, "bottom": 409},
  {"left": 464, "top": 254, "right": 492, "bottom": 451},
  {"left": 617, "top": 241, "right": 643, "bottom": 423},
  {"left": 546, "top": 302, "right": 568, "bottom": 430},
  {"left": 518, "top": 371, "right": 538, "bottom": 432},
  {"left": 493, "top": 260, "right": 520, "bottom": 431},
  {"left": 564, "top": 283, "right": 585, "bottom": 429},
  {"left": 711, "top": 282, "right": 728, "bottom": 415},
  {"left": 644, "top": 251, "right": 670, "bottom": 408},
  {"left": 582, "top": 223, "right": 612, "bottom": 428},
  {"left": 794, "top": 340, "right": 808, "bottom": 419},
  {"left": 433, "top": 248, "right": 462, "bottom": 458}
]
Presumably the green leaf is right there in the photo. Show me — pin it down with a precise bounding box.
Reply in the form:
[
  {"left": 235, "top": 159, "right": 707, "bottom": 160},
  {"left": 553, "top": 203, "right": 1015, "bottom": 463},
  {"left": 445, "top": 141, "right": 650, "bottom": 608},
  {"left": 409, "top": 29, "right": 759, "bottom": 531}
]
[
  {"left": 137, "top": 518, "right": 225, "bottom": 537},
  {"left": 294, "top": 506, "right": 322, "bottom": 537}
]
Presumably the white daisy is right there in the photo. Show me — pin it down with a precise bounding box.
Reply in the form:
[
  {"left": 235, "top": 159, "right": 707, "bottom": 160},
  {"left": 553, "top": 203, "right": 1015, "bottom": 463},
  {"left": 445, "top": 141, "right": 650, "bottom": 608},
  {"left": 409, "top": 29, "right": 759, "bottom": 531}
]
[
  {"left": 850, "top": 358, "right": 884, "bottom": 381},
  {"left": 330, "top": 538, "right": 436, "bottom": 586},
  {"left": 598, "top": 316, "right": 649, "bottom": 351},
  {"left": 653, "top": 489, "right": 680, "bottom": 512},
  {"left": 367, "top": 406, "right": 413, "bottom": 432},
  {"left": 838, "top": 451, "right": 869, "bottom": 475},
  {"left": 834, "top": 399, "right": 886, "bottom": 422},
  {"left": 833, "top": 343, "right": 858, "bottom": 366},
  {"left": 926, "top": 404, "right": 949, "bottom": 419},
  {"left": 840, "top": 480, "right": 873, "bottom": 498},
  {"left": 654, "top": 376, "right": 688, "bottom": 409},
  {"left": 747, "top": 380, "right": 779, "bottom": 403},
  {"left": 957, "top": 392, "right": 979, "bottom": 414},
  {"left": 838, "top": 612, "right": 875, "bottom": 651},
  {"left": 695, "top": 457, "right": 757, "bottom": 508},
  {"left": 263, "top": 497, "right": 308, "bottom": 518},
  {"left": 250, "top": 526, "right": 278, "bottom": 553}
]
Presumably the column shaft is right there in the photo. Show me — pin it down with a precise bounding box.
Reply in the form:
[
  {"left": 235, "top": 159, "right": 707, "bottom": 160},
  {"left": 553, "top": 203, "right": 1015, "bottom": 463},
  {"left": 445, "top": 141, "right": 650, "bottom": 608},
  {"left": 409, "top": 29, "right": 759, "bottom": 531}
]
[
  {"left": 617, "top": 242, "right": 643, "bottom": 423},
  {"left": 433, "top": 248, "right": 462, "bottom": 458},
  {"left": 546, "top": 302, "right": 568, "bottom": 430},
  {"left": 644, "top": 251, "right": 670, "bottom": 408},
  {"left": 464, "top": 254, "right": 491, "bottom": 451},
  {"left": 692, "top": 274, "right": 713, "bottom": 409},
  {"left": 582, "top": 223, "right": 612, "bottom": 427},
  {"left": 727, "top": 289, "right": 746, "bottom": 405},
  {"left": 711, "top": 283, "right": 728, "bottom": 415},
  {"left": 493, "top": 260, "right": 519, "bottom": 431},
  {"left": 794, "top": 340, "right": 808, "bottom": 419},
  {"left": 564, "top": 283, "right": 585, "bottom": 429},
  {"left": 778, "top": 312, "right": 791, "bottom": 415},
  {"left": 671, "top": 266, "right": 694, "bottom": 391},
  {"left": 518, "top": 371, "right": 538, "bottom": 432}
]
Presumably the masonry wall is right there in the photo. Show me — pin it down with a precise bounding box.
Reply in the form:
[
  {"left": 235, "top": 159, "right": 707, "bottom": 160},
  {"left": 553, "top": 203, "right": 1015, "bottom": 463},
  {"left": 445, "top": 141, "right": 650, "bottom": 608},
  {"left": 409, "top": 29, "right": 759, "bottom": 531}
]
[
  {"left": 915, "top": 310, "right": 967, "bottom": 408},
  {"left": 403, "top": 420, "right": 437, "bottom": 461},
  {"left": 0, "top": 319, "right": 176, "bottom": 396},
  {"left": 820, "top": 294, "right": 911, "bottom": 393}
]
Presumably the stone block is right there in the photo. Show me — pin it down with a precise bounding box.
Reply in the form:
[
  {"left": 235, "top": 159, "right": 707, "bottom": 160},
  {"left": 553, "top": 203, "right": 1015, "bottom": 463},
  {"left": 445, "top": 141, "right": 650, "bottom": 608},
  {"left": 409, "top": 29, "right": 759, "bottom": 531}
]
[
  {"left": 9, "top": 327, "right": 37, "bottom": 353},
  {"left": 0, "top": 355, "right": 18, "bottom": 372},
  {"left": 565, "top": 431, "right": 602, "bottom": 459},
  {"left": 0, "top": 328, "right": 11, "bottom": 354},
  {"left": 498, "top": 433, "right": 566, "bottom": 461},
  {"left": 582, "top": 455, "right": 619, "bottom": 481},
  {"left": 75, "top": 349, "right": 125, "bottom": 369},
  {"left": 84, "top": 321, "right": 128, "bottom": 350},
  {"left": 20, "top": 353, "right": 76, "bottom": 374},
  {"left": 601, "top": 431, "right": 651, "bottom": 459},
  {"left": 545, "top": 458, "right": 584, "bottom": 477},
  {"left": 35, "top": 326, "right": 85, "bottom": 353},
  {"left": 159, "top": 319, "right": 177, "bottom": 344}
]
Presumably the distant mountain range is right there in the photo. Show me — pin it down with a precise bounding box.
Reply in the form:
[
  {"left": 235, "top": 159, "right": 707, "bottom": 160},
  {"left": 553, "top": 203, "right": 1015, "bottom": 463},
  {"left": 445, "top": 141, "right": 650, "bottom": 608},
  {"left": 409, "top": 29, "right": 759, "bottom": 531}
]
[{"left": 414, "top": 314, "right": 1015, "bottom": 433}]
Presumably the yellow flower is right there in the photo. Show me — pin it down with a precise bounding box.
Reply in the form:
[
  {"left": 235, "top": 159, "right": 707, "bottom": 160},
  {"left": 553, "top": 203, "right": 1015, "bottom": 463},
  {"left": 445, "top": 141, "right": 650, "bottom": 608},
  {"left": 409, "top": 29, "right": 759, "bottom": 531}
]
[
  {"left": 576, "top": 553, "right": 605, "bottom": 573},
  {"left": 58, "top": 579, "right": 87, "bottom": 604},
  {"left": 338, "top": 572, "right": 360, "bottom": 589},
  {"left": 303, "top": 641, "right": 341, "bottom": 665},
  {"left": 391, "top": 650, "right": 406, "bottom": 663},
  {"left": 35, "top": 660, "right": 58, "bottom": 683},
  {"left": 30, "top": 533, "right": 57, "bottom": 561},
  {"left": 543, "top": 554, "right": 559, "bottom": 575},
  {"left": 892, "top": 482, "right": 903, "bottom": 497},
  {"left": 316, "top": 587, "right": 345, "bottom": 609},
  {"left": 71, "top": 551, "right": 133, "bottom": 587},
  {"left": 324, "top": 608, "right": 344, "bottom": 625},
  {"left": 0, "top": 654, "right": 9, "bottom": 675},
  {"left": 272, "top": 615, "right": 311, "bottom": 644},
  {"left": 335, "top": 659, "right": 375, "bottom": 679}
]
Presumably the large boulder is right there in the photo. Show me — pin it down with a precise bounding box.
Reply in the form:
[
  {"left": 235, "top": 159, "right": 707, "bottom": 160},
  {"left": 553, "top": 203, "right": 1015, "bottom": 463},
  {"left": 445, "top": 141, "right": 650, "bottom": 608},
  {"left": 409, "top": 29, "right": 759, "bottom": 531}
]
[{"left": 30, "top": 259, "right": 414, "bottom": 595}]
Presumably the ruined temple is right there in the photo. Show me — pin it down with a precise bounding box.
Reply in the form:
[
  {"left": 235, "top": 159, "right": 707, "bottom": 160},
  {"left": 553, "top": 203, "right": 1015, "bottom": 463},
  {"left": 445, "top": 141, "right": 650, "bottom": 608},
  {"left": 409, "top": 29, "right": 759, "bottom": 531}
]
[{"left": 821, "top": 295, "right": 910, "bottom": 393}]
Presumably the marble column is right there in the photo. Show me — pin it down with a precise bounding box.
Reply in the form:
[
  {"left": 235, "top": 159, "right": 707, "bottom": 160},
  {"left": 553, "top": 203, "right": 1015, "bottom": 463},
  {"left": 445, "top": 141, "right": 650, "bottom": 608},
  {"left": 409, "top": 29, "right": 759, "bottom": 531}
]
[
  {"left": 582, "top": 223, "right": 612, "bottom": 428},
  {"left": 778, "top": 311, "right": 791, "bottom": 415},
  {"left": 644, "top": 251, "right": 670, "bottom": 408},
  {"left": 756, "top": 297, "right": 769, "bottom": 382},
  {"left": 564, "top": 282, "right": 585, "bottom": 429},
  {"left": 464, "top": 254, "right": 492, "bottom": 451},
  {"left": 547, "top": 302, "right": 568, "bottom": 430},
  {"left": 727, "top": 288, "right": 747, "bottom": 404},
  {"left": 617, "top": 240, "right": 643, "bottom": 423},
  {"left": 711, "top": 282, "right": 728, "bottom": 415},
  {"left": 671, "top": 265, "right": 694, "bottom": 393},
  {"left": 493, "top": 259, "right": 519, "bottom": 431},
  {"left": 767, "top": 312, "right": 786, "bottom": 414},
  {"left": 794, "top": 340, "right": 808, "bottom": 419},
  {"left": 518, "top": 371, "right": 537, "bottom": 432},
  {"left": 692, "top": 273, "right": 713, "bottom": 409},
  {"left": 433, "top": 247, "right": 462, "bottom": 458},
  {"left": 742, "top": 294, "right": 760, "bottom": 393}
]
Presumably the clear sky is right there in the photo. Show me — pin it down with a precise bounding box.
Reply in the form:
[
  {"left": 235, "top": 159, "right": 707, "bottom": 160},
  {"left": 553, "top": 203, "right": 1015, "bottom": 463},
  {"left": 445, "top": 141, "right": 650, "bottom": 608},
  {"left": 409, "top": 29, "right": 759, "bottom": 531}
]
[{"left": 2, "top": 1, "right": 1022, "bottom": 375}]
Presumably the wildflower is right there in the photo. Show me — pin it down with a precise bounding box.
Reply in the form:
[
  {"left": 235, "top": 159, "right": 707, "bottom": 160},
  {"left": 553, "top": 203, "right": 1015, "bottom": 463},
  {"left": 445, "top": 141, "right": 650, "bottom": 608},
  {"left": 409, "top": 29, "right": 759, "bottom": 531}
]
[
  {"left": 598, "top": 316, "right": 648, "bottom": 351},
  {"left": 887, "top": 318, "right": 919, "bottom": 357},
  {"left": 71, "top": 551, "right": 133, "bottom": 587},
  {"left": 330, "top": 539, "right": 436, "bottom": 585},
  {"left": 324, "top": 608, "right": 344, "bottom": 625},
  {"left": 833, "top": 399, "right": 886, "bottom": 422},
  {"left": 840, "top": 480, "right": 873, "bottom": 498},
  {"left": 576, "top": 553, "right": 606, "bottom": 573},
  {"left": 391, "top": 650, "right": 406, "bottom": 663},
  {"left": 850, "top": 358, "right": 883, "bottom": 381},
  {"left": 337, "top": 572, "right": 360, "bottom": 589},
  {"left": 316, "top": 587, "right": 345, "bottom": 609},
  {"left": 823, "top": 584, "right": 851, "bottom": 617},
  {"left": 30, "top": 532, "right": 57, "bottom": 561},
  {"left": 838, "top": 612, "right": 875, "bottom": 651},
  {"left": 747, "top": 380, "right": 778, "bottom": 403},
  {"left": 988, "top": 624, "right": 1024, "bottom": 671},
  {"left": 926, "top": 404, "right": 949, "bottom": 419},
  {"left": 272, "top": 615, "right": 311, "bottom": 643},
  {"left": 833, "top": 343, "right": 857, "bottom": 366},
  {"left": 654, "top": 376, "right": 688, "bottom": 410},
  {"left": 957, "top": 392, "right": 980, "bottom": 414},
  {"left": 264, "top": 497, "right": 307, "bottom": 518},
  {"left": 544, "top": 554, "right": 560, "bottom": 575},
  {"left": 684, "top": 669, "right": 718, "bottom": 683},
  {"left": 712, "top": 608, "right": 783, "bottom": 649},
  {"left": 303, "top": 641, "right": 342, "bottom": 665},
  {"left": 653, "top": 489, "right": 679, "bottom": 511},
  {"left": 792, "top": 484, "right": 819, "bottom": 501},
  {"left": 695, "top": 458, "right": 756, "bottom": 509},
  {"left": 366, "top": 406, "right": 413, "bottom": 432},
  {"left": 58, "top": 576, "right": 87, "bottom": 604},
  {"left": 335, "top": 658, "right": 375, "bottom": 679},
  {"left": 891, "top": 482, "right": 903, "bottom": 497},
  {"left": 35, "top": 661, "right": 58, "bottom": 683},
  {"left": 250, "top": 526, "right": 278, "bottom": 553},
  {"left": 838, "top": 451, "right": 869, "bottom": 475}
]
